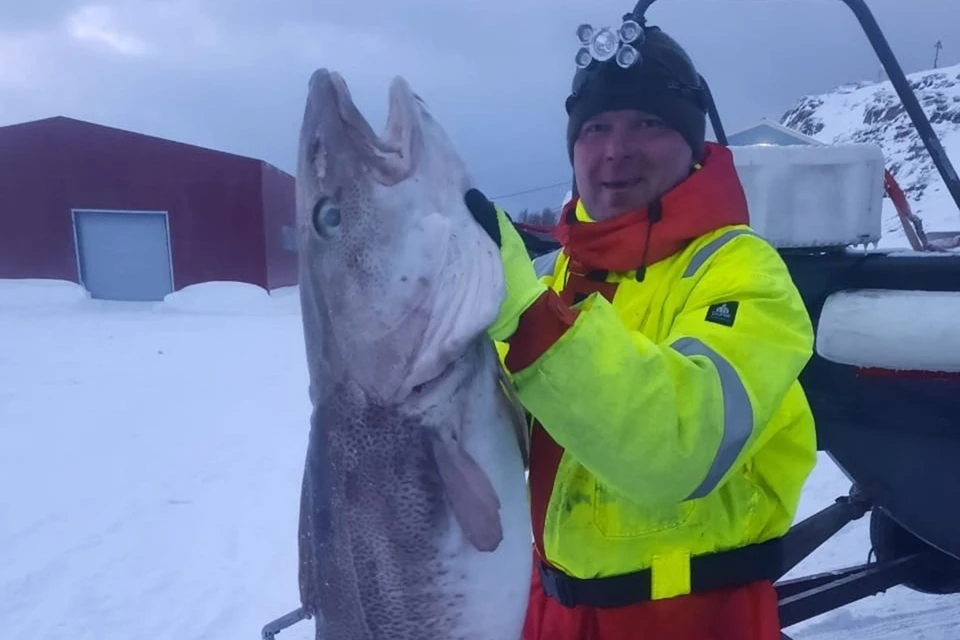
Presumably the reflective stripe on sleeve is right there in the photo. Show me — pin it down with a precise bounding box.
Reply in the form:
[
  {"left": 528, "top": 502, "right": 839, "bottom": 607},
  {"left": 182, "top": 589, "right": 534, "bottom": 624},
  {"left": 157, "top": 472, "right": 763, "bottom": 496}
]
[{"left": 671, "top": 336, "right": 755, "bottom": 500}]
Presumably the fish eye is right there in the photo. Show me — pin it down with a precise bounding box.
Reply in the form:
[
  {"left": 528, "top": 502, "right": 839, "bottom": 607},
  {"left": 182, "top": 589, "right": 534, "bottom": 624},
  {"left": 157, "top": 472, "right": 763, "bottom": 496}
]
[{"left": 311, "top": 198, "right": 341, "bottom": 237}]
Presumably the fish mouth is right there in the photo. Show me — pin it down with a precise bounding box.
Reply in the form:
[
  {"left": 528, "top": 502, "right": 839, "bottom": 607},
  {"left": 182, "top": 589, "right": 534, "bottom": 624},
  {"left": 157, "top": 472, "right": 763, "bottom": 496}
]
[{"left": 303, "top": 69, "right": 420, "bottom": 187}]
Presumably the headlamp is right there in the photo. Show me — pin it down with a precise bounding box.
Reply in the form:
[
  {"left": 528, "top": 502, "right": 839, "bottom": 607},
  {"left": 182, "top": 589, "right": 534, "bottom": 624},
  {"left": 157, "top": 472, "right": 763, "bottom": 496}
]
[{"left": 574, "top": 17, "right": 645, "bottom": 70}]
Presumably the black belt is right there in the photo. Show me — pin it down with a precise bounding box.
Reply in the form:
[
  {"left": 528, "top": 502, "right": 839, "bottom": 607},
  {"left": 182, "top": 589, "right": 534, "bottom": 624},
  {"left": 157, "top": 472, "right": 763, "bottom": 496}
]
[{"left": 538, "top": 536, "right": 785, "bottom": 609}]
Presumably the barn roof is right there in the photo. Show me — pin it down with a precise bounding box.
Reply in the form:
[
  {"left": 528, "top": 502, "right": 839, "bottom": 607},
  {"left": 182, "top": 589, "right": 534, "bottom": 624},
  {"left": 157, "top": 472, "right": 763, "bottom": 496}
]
[{"left": 0, "top": 115, "right": 291, "bottom": 177}]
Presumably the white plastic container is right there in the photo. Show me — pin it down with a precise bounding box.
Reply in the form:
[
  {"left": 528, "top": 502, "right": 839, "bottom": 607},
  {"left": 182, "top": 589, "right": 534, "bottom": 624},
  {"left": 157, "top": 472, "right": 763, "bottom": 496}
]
[{"left": 730, "top": 143, "right": 887, "bottom": 249}]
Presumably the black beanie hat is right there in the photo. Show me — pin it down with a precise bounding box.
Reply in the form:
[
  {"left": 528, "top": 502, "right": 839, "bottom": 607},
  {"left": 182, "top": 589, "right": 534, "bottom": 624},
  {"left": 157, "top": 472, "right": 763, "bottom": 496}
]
[{"left": 565, "top": 26, "right": 707, "bottom": 162}]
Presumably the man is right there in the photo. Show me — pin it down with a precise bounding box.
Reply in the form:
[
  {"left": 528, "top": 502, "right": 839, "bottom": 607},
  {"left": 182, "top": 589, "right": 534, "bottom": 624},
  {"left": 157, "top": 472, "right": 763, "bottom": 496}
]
[{"left": 464, "top": 22, "right": 817, "bottom": 640}]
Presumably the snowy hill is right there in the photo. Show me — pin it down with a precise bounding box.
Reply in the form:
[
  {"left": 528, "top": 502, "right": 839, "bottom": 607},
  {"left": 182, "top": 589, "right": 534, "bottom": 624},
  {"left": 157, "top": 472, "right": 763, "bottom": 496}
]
[{"left": 781, "top": 63, "right": 960, "bottom": 248}]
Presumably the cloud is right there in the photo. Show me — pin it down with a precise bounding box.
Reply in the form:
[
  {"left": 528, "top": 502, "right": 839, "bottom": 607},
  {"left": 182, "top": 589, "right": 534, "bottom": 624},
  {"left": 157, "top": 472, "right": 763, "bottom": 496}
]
[
  {"left": 65, "top": 4, "right": 150, "bottom": 56},
  {"left": 0, "top": 32, "right": 47, "bottom": 89},
  {"left": 1, "top": 0, "right": 959, "bottom": 212}
]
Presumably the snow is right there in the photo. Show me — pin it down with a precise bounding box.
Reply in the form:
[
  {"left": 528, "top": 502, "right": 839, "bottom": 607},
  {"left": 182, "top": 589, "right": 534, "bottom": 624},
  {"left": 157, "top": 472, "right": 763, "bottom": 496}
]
[
  {"left": 0, "top": 279, "right": 313, "bottom": 640},
  {"left": 0, "top": 278, "right": 91, "bottom": 310},
  {"left": 161, "top": 282, "right": 300, "bottom": 316},
  {"left": 781, "top": 63, "right": 960, "bottom": 249},
  {"left": 817, "top": 290, "right": 960, "bottom": 372},
  {"left": 2, "top": 278, "right": 959, "bottom": 640}
]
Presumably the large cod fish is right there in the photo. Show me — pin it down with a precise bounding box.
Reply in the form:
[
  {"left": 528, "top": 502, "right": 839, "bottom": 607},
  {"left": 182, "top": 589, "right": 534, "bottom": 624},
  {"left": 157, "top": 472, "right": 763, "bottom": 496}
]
[{"left": 293, "top": 68, "right": 533, "bottom": 640}]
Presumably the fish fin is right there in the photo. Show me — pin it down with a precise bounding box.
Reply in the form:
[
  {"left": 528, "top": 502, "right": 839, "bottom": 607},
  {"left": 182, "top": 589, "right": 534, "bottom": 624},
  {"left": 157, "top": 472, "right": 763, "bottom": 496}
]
[
  {"left": 497, "top": 363, "right": 530, "bottom": 470},
  {"left": 404, "top": 210, "right": 506, "bottom": 397},
  {"left": 430, "top": 433, "right": 504, "bottom": 552}
]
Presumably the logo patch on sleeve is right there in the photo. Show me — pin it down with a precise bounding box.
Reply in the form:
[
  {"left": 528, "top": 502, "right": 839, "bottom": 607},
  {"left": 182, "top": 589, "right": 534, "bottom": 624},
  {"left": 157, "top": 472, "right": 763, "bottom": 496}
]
[{"left": 705, "top": 301, "right": 738, "bottom": 327}]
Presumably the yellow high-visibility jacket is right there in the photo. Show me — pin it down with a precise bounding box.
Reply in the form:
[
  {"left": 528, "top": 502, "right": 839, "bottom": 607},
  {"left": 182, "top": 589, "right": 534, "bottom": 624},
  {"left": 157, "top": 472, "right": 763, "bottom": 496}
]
[{"left": 497, "top": 218, "right": 817, "bottom": 600}]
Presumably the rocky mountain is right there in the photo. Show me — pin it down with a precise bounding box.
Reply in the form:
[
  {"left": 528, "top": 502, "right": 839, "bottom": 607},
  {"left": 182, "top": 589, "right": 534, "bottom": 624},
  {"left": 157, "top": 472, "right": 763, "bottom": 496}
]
[{"left": 781, "top": 62, "right": 960, "bottom": 248}]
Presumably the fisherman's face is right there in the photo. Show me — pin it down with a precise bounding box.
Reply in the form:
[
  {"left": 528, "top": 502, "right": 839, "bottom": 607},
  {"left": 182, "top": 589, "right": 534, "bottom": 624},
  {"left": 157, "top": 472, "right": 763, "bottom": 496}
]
[{"left": 572, "top": 109, "right": 693, "bottom": 221}]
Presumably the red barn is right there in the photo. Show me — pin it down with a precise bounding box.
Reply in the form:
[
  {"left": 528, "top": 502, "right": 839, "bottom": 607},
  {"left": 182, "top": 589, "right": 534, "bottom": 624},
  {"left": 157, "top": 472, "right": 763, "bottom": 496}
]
[{"left": 0, "top": 116, "right": 298, "bottom": 301}]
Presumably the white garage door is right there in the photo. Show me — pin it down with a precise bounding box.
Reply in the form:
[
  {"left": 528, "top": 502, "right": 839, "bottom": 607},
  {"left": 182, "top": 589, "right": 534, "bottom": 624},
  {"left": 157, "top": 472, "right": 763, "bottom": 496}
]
[{"left": 73, "top": 209, "right": 174, "bottom": 302}]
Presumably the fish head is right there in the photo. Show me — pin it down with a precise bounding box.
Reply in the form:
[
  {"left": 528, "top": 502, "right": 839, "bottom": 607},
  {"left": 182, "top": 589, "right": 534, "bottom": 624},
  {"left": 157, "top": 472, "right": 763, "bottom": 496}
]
[{"left": 296, "top": 69, "right": 504, "bottom": 402}]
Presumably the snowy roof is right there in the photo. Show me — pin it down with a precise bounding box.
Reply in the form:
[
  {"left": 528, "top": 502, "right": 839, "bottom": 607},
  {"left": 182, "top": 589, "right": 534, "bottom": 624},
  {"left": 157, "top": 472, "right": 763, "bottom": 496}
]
[{"left": 726, "top": 118, "right": 824, "bottom": 147}]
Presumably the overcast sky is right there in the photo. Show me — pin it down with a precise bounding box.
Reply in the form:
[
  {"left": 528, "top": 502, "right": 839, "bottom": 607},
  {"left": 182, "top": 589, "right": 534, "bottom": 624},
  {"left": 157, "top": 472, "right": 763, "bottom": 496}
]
[{"left": 1, "top": 0, "right": 958, "bottom": 212}]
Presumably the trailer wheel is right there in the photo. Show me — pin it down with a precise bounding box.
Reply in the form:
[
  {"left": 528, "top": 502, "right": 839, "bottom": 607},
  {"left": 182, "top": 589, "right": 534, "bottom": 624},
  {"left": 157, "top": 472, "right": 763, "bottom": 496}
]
[{"left": 869, "top": 508, "right": 960, "bottom": 594}]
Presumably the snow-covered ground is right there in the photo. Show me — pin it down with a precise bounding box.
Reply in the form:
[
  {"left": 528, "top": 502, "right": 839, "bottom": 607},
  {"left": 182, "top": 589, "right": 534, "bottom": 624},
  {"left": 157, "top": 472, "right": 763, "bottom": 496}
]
[{"left": 2, "top": 278, "right": 958, "bottom": 640}]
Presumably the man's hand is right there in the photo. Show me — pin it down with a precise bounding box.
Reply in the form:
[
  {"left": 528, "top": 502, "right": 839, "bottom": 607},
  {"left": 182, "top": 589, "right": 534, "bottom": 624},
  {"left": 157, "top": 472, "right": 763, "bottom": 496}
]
[{"left": 464, "top": 188, "right": 547, "bottom": 342}]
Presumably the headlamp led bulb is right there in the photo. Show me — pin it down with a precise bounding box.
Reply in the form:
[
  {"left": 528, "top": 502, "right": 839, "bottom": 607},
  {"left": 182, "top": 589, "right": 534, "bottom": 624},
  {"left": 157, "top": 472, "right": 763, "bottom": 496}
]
[
  {"left": 618, "top": 19, "right": 643, "bottom": 44},
  {"left": 575, "top": 47, "right": 593, "bottom": 69},
  {"left": 615, "top": 44, "right": 640, "bottom": 68},
  {"left": 576, "top": 24, "right": 594, "bottom": 45},
  {"left": 589, "top": 27, "right": 619, "bottom": 62}
]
